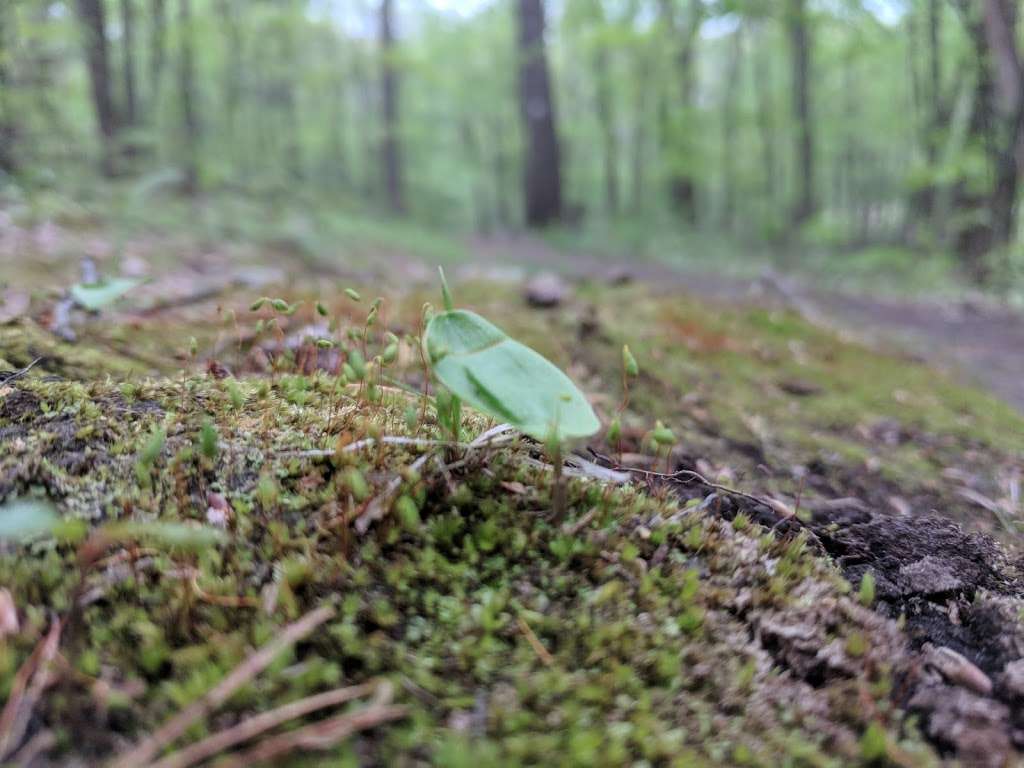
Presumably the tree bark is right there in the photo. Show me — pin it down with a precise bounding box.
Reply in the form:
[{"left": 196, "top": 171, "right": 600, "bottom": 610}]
[
  {"left": 178, "top": 0, "right": 199, "bottom": 194},
  {"left": 658, "top": 0, "right": 701, "bottom": 225},
  {"left": 786, "top": 0, "right": 815, "bottom": 225},
  {"left": 516, "top": 0, "right": 563, "bottom": 227},
  {"left": 120, "top": 0, "right": 137, "bottom": 131},
  {"left": 379, "top": 0, "right": 404, "bottom": 214},
  {"left": 594, "top": 44, "right": 619, "bottom": 215},
  {"left": 75, "top": 0, "right": 120, "bottom": 176},
  {"left": 0, "top": 2, "right": 17, "bottom": 175},
  {"left": 149, "top": 0, "right": 167, "bottom": 115},
  {"left": 751, "top": 22, "right": 777, "bottom": 210},
  {"left": 721, "top": 27, "right": 743, "bottom": 229}
]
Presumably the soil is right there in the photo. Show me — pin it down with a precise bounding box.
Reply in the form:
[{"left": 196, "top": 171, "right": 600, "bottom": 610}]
[{"left": 472, "top": 233, "right": 1024, "bottom": 412}]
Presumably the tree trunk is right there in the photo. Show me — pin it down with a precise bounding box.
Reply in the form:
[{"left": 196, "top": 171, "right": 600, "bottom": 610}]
[
  {"left": 751, "top": 22, "right": 777, "bottom": 210},
  {"left": 0, "top": 2, "right": 17, "bottom": 176},
  {"left": 215, "top": 0, "right": 242, "bottom": 144},
  {"left": 178, "top": 0, "right": 199, "bottom": 195},
  {"left": 75, "top": 0, "right": 120, "bottom": 176},
  {"left": 786, "top": 0, "right": 815, "bottom": 226},
  {"left": 658, "top": 0, "right": 701, "bottom": 224},
  {"left": 379, "top": 0, "right": 404, "bottom": 214},
  {"left": 516, "top": 0, "right": 563, "bottom": 227},
  {"left": 721, "top": 28, "right": 743, "bottom": 229},
  {"left": 951, "top": 0, "right": 1023, "bottom": 281},
  {"left": 149, "top": 0, "right": 167, "bottom": 115},
  {"left": 593, "top": 43, "right": 618, "bottom": 215},
  {"left": 120, "top": 0, "right": 137, "bottom": 132}
]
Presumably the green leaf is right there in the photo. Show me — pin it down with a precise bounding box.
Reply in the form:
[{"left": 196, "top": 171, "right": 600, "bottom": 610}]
[
  {"left": 70, "top": 277, "right": 139, "bottom": 311},
  {"left": 0, "top": 497, "right": 60, "bottom": 541},
  {"left": 424, "top": 309, "right": 599, "bottom": 442}
]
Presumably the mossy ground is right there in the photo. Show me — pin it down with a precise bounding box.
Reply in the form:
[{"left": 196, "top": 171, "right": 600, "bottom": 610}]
[{"left": 1, "top": 267, "right": 1023, "bottom": 766}]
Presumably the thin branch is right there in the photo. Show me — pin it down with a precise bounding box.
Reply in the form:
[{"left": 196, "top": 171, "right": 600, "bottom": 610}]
[
  {"left": 151, "top": 681, "right": 382, "bottom": 768},
  {"left": 110, "top": 605, "right": 336, "bottom": 768}
]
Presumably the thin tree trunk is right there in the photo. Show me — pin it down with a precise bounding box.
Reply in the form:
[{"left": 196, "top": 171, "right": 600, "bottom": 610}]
[
  {"left": 751, "top": 22, "right": 777, "bottom": 210},
  {"left": 0, "top": 2, "right": 17, "bottom": 175},
  {"left": 178, "top": 0, "right": 199, "bottom": 195},
  {"left": 379, "top": 0, "right": 404, "bottom": 214},
  {"left": 280, "top": 12, "right": 303, "bottom": 183},
  {"left": 149, "top": 0, "right": 167, "bottom": 116},
  {"left": 516, "top": 0, "right": 563, "bottom": 227},
  {"left": 120, "top": 0, "right": 137, "bottom": 132},
  {"left": 593, "top": 44, "right": 619, "bottom": 215},
  {"left": 658, "top": 0, "right": 701, "bottom": 224},
  {"left": 721, "top": 27, "right": 743, "bottom": 229},
  {"left": 786, "top": 0, "right": 815, "bottom": 225},
  {"left": 629, "top": 47, "right": 650, "bottom": 214},
  {"left": 215, "top": 0, "right": 242, "bottom": 144},
  {"left": 75, "top": 0, "right": 120, "bottom": 176}
]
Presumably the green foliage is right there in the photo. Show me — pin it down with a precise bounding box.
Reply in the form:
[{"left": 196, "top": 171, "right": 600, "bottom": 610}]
[
  {"left": 69, "top": 278, "right": 139, "bottom": 312},
  {"left": 424, "top": 308, "right": 599, "bottom": 442},
  {"left": 0, "top": 497, "right": 59, "bottom": 541}
]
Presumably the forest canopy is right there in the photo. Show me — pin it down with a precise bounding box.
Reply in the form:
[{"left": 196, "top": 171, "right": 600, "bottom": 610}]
[{"left": 0, "top": 0, "right": 1023, "bottom": 287}]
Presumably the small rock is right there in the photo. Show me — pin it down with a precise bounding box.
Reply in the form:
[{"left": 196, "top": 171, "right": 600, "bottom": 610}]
[
  {"left": 1000, "top": 658, "right": 1024, "bottom": 699},
  {"left": 0, "top": 588, "right": 18, "bottom": 639},
  {"left": 524, "top": 272, "right": 569, "bottom": 308},
  {"left": 909, "top": 684, "right": 1011, "bottom": 768},
  {"left": 899, "top": 556, "right": 964, "bottom": 596},
  {"left": 926, "top": 645, "right": 993, "bottom": 695}
]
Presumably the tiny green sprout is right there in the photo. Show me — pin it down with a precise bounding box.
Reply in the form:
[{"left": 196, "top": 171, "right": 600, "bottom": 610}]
[
  {"left": 395, "top": 495, "right": 421, "bottom": 530},
  {"left": 227, "top": 380, "right": 245, "bottom": 410},
  {"left": 188, "top": 336, "right": 199, "bottom": 358},
  {"left": 366, "top": 305, "right": 378, "bottom": 327},
  {"left": 381, "top": 342, "right": 398, "bottom": 365},
  {"left": 607, "top": 417, "right": 621, "bottom": 445},
  {"left": 346, "top": 468, "right": 370, "bottom": 501},
  {"left": 344, "top": 288, "right": 361, "bottom": 302},
  {"left": 250, "top": 297, "right": 269, "bottom": 311},
  {"left": 271, "top": 298, "right": 288, "bottom": 312},
  {"left": 342, "top": 363, "right": 356, "bottom": 381},
  {"left": 316, "top": 300, "right": 328, "bottom": 317},
  {"left": 651, "top": 420, "right": 676, "bottom": 448},
  {"left": 404, "top": 404, "right": 418, "bottom": 432},
  {"left": 139, "top": 426, "right": 167, "bottom": 466},
  {"left": 859, "top": 721, "right": 888, "bottom": 762},
  {"left": 622, "top": 345, "right": 639, "bottom": 377},
  {"left": 316, "top": 338, "right": 334, "bottom": 349},
  {"left": 348, "top": 349, "right": 367, "bottom": 380},
  {"left": 438, "top": 267, "right": 454, "bottom": 311},
  {"left": 859, "top": 570, "right": 876, "bottom": 606},
  {"left": 199, "top": 419, "right": 218, "bottom": 460}
]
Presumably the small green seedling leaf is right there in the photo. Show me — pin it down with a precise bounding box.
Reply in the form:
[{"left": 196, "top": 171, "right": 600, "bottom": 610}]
[
  {"left": 622, "top": 345, "right": 639, "bottom": 377},
  {"left": 344, "top": 288, "right": 361, "bottom": 302},
  {"left": 0, "top": 497, "right": 60, "bottom": 542},
  {"left": 424, "top": 309, "right": 599, "bottom": 442},
  {"left": 102, "top": 521, "right": 226, "bottom": 552},
  {"left": 70, "top": 277, "right": 139, "bottom": 311}
]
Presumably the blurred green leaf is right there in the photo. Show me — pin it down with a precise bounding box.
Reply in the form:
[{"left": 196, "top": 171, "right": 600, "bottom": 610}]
[
  {"left": 70, "top": 277, "right": 140, "bottom": 312},
  {"left": 0, "top": 497, "right": 60, "bottom": 541},
  {"left": 102, "top": 521, "right": 227, "bottom": 552}
]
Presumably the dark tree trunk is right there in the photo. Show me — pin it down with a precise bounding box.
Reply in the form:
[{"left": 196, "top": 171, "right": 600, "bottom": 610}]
[
  {"left": 751, "top": 22, "right": 777, "bottom": 209},
  {"left": 951, "top": 0, "right": 1023, "bottom": 282},
  {"left": 658, "top": 0, "right": 701, "bottom": 224},
  {"left": 786, "top": 0, "right": 815, "bottom": 225},
  {"left": 178, "top": 0, "right": 199, "bottom": 194},
  {"left": 379, "top": 0, "right": 404, "bottom": 214},
  {"left": 149, "top": 0, "right": 167, "bottom": 114},
  {"left": 120, "top": 0, "right": 137, "bottom": 131},
  {"left": 721, "top": 28, "right": 743, "bottom": 229},
  {"left": 75, "top": 0, "right": 121, "bottom": 176},
  {"left": 516, "top": 0, "right": 563, "bottom": 227},
  {"left": 593, "top": 44, "right": 619, "bottom": 215},
  {"left": 0, "top": 2, "right": 17, "bottom": 175}
]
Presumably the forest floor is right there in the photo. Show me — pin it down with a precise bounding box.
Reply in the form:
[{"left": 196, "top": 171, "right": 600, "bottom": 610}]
[{"left": 2, "top": 211, "right": 1024, "bottom": 766}]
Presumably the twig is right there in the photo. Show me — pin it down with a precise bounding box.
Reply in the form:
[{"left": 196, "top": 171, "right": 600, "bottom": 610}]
[
  {"left": 212, "top": 703, "right": 406, "bottom": 768},
  {"left": 150, "top": 681, "right": 381, "bottom": 768},
  {"left": 354, "top": 452, "right": 433, "bottom": 534},
  {"left": 282, "top": 436, "right": 468, "bottom": 459},
  {"left": 10, "top": 729, "right": 55, "bottom": 768},
  {"left": 0, "top": 357, "right": 41, "bottom": 385},
  {"left": 109, "top": 605, "right": 336, "bottom": 768},
  {"left": 564, "top": 507, "right": 598, "bottom": 536},
  {"left": 517, "top": 615, "right": 554, "bottom": 667},
  {"left": 189, "top": 572, "right": 260, "bottom": 609},
  {"left": 0, "top": 617, "right": 61, "bottom": 761}
]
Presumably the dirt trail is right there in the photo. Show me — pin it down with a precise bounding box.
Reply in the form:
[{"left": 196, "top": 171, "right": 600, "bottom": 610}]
[{"left": 472, "top": 234, "right": 1024, "bottom": 412}]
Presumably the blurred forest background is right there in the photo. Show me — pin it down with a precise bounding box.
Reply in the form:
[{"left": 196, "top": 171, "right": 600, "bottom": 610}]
[{"left": 1, "top": 0, "right": 1024, "bottom": 296}]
